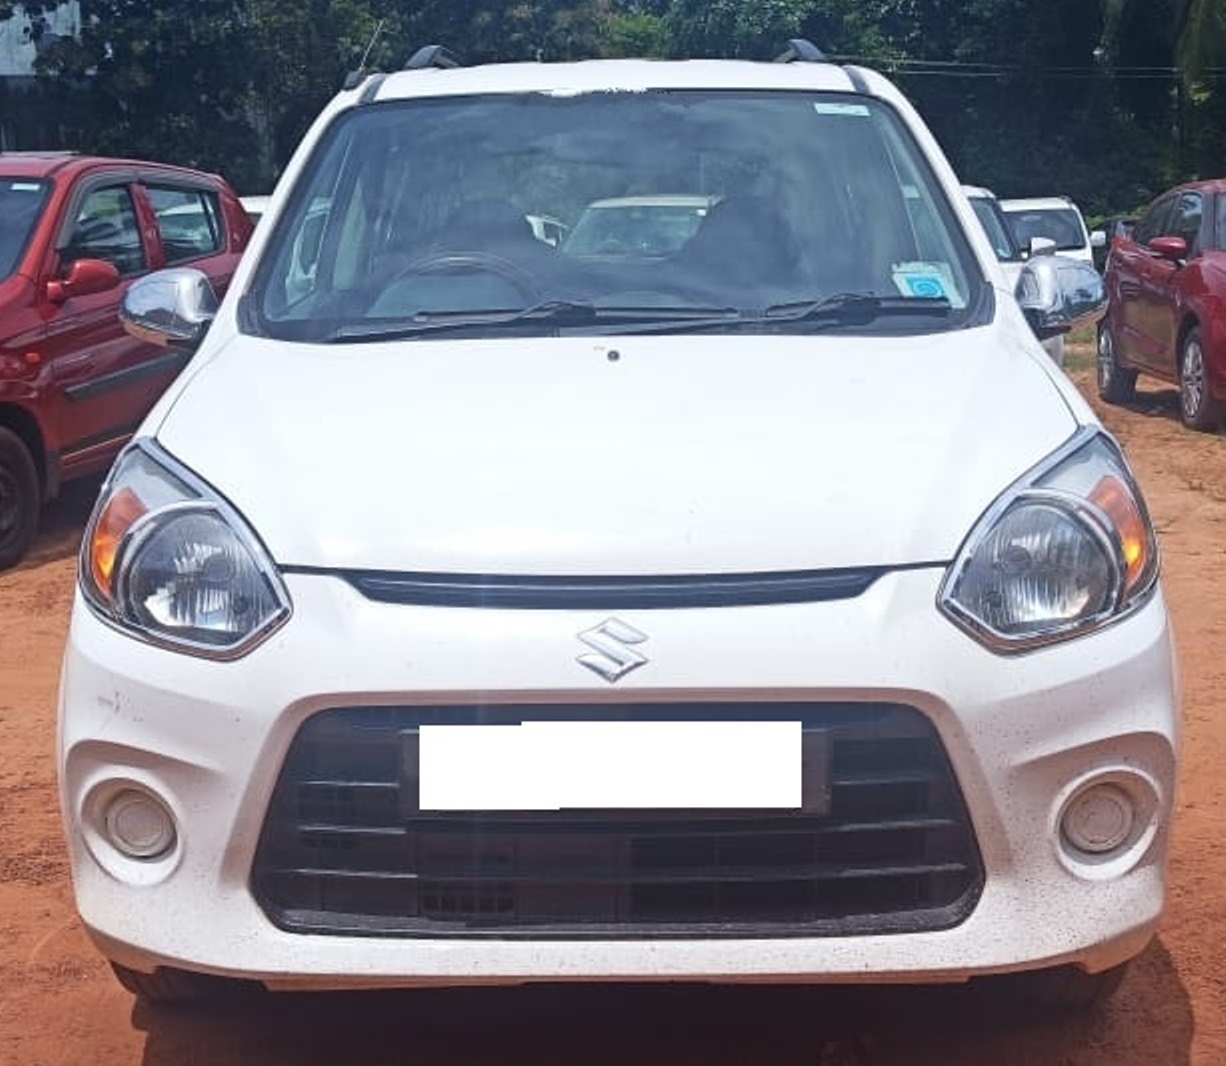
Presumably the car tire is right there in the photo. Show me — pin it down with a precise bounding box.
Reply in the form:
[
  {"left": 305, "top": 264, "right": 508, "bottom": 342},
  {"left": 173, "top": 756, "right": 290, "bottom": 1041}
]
[
  {"left": 991, "top": 960, "right": 1129, "bottom": 1012},
  {"left": 109, "top": 961, "right": 257, "bottom": 1005},
  {"left": 0, "top": 427, "right": 39, "bottom": 572},
  {"left": 1097, "top": 324, "right": 1136, "bottom": 405},
  {"left": 1178, "top": 326, "right": 1223, "bottom": 431}
]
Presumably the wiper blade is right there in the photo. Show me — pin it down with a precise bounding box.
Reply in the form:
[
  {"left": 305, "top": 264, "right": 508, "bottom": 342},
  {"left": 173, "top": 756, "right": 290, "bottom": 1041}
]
[
  {"left": 763, "top": 292, "right": 953, "bottom": 324},
  {"left": 326, "top": 300, "right": 597, "bottom": 342},
  {"left": 326, "top": 300, "right": 740, "bottom": 342}
]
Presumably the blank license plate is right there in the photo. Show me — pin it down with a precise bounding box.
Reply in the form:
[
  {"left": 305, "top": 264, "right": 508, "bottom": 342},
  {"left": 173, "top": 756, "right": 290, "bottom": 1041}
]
[{"left": 416, "top": 720, "right": 810, "bottom": 811}]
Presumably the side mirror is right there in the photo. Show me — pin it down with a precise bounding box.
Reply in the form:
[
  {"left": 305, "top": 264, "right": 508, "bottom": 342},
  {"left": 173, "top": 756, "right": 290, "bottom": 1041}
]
[
  {"left": 120, "top": 268, "right": 219, "bottom": 349},
  {"left": 46, "top": 258, "right": 120, "bottom": 304},
  {"left": 1027, "top": 236, "right": 1057, "bottom": 259},
  {"left": 1148, "top": 236, "right": 1187, "bottom": 262},
  {"left": 1090, "top": 230, "right": 1107, "bottom": 249},
  {"left": 1015, "top": 255, "right": 1106, "bottom": 341}
]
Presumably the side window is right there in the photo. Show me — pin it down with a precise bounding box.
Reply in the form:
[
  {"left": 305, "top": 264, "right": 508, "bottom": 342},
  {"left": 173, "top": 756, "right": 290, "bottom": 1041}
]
[
  {"left": 1132, "top": 197, "right": 1174, "bottom": 247},
  {"left": 149, "top": 186, "right": 224, "bottom": 265},
  {"left": 1167, "top": 192, "right": 1203, "bottom": 253},
  {"left": 63, "top": 185, "right": 146, "bottom": 276}
]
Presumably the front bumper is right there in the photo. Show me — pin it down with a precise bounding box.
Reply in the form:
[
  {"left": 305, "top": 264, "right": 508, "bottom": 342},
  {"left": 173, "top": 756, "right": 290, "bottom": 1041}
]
[{"left": 58, "top": 566, "right": 1179, "bottom": 990}]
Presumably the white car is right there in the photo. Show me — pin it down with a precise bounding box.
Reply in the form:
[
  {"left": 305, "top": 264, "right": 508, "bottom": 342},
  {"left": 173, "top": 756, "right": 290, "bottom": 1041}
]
[
  {"left": 562, "top": 194, "right": 719, "bottom": 257},
  {"left": 963, "top": 185, "right": 1029, "bottom": 287},
  {"left": 1000, "top": 195, "right": 1104, "bottom": 267},
  {"left": 60, "top": 42, "right": 1178, "bottom": 1010},
  {"left": 963, "top": 185, "right": 1067, "bottom": 365}
]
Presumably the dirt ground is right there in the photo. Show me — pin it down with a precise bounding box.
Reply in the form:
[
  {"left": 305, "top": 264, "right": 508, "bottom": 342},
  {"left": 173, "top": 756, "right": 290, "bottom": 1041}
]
[{"left": 2, "top": 355, "right": 1224, "bottom": 1066}]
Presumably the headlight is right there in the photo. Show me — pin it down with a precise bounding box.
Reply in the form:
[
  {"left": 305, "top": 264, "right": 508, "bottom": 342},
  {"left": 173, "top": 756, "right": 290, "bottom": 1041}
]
[
  {"left": 81, "top": 441, "right": 290, "bottom": 658},
  {"left": 940, "top": 429, "right": 1158, "bottom": 652}
]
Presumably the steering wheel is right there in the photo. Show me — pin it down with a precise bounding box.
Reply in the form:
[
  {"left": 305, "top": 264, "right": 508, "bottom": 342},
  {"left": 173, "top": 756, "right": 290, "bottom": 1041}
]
[{"left": 388, "top": 251, "right": 543, "bottom": 303}]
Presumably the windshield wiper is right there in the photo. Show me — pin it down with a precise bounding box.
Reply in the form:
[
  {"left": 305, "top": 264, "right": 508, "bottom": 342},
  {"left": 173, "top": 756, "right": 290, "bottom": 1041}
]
[
  {"left": 762, "top": 292, "right": 953, "bottom": 324},
  {"left": 325, "top": 299, "right": 740, "bottom": 342}
]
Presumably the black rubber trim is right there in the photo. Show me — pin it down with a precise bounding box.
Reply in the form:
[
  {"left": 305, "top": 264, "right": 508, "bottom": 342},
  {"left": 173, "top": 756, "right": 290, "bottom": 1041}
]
[
  {"left": 282, "top": 564, "right": 945, "bottom": 610},
  {"left": 63, "top": 349, "right": 191, "bottom": 403},
  {"left": 358, "top": 73, "right": 388, "bottom": 104},
  {"left": 842, "top": 65, "right": 871, "bottom": 94}
]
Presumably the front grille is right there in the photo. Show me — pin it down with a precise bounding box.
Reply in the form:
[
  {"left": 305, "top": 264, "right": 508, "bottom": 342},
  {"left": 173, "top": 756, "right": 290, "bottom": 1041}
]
[
  {"left": 328, "top": 566, "right": 886, "bottom": 609},
  {"left": 252, "top": 703, "right": 982, "bottom": 937}
]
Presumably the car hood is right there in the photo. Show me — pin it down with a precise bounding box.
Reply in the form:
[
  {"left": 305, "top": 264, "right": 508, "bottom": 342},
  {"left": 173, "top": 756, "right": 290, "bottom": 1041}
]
[{"left": 155, "top": 328, "right": 1080, "bottom": 574}]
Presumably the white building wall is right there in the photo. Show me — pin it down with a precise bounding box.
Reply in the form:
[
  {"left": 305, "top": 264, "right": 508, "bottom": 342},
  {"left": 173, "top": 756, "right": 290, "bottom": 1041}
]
[{"left": 0, "top": 2, "right": 82, "bottom": 77}]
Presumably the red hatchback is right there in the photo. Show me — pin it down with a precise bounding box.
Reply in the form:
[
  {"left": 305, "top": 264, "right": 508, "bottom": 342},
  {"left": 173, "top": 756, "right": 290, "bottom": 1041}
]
[
  {"left": 1098, "top": 178, "right": 1226, "bottom": 431},
  {"left": 0, "top": 153, "right": 251, "bottom": 568}
]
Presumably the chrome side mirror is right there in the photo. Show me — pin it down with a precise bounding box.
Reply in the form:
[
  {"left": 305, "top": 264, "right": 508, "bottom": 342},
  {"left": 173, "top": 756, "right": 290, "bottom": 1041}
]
[
  {"left": 1027, "top": 236, "right": 1057, "bottom": 258},
  {"left": 120, "top": 268, "right": 219, "bottom": 349},
  {"left": 1015, "top": 255, "right": 1105, "bottom": 340}
]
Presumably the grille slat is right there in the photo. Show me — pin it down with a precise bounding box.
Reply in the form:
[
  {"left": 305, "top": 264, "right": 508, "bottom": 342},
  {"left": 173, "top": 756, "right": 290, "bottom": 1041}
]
[
  {"left": 290, "top": 814, "right": 963, "bottom": 838},
  {"left": 273, "top": 859, "right": 973, "bottom": 885},
  {"left": 253, "top": 702, "right": 983, "bottom": 937}
]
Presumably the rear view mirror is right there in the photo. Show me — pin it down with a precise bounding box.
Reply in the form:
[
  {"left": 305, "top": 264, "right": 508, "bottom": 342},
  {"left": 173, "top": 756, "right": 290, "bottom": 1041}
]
[
  {"left": 1090, "top": 230, "right": 1107, "bottom": 249},
  {"left": 1015, "top": 255, "right": 1106, "bottom": 340},
  {"left": 120, "top": 267, "right": 219, "bottom": 349},
  {"left": 1148, "top": 236, "right": 1187, "bottom": 261},
  {"left": 46, "top": 258, "right": 120, "bottom": 304},
  {"left": 1027, "top": 236, "right": 1057, "bottom": 258}
]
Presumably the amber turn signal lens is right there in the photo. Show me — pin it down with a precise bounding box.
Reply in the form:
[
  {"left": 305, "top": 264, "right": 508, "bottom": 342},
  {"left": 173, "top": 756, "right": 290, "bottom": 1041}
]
[
  {"left": 1089, "top": 475, "right": 1150, "bottom": 591},
  {"left": 89, "top": 487, "right": 148, "bottom": 603}
]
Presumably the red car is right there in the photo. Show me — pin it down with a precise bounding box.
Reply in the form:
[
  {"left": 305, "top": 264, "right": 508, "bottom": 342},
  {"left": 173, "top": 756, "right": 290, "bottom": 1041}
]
[
  {"left": 1098, "top": 178, "right": 1226, "bottom": 431},
  {"left": 0, "top": 153, "right": 251, "bottom": 568}
]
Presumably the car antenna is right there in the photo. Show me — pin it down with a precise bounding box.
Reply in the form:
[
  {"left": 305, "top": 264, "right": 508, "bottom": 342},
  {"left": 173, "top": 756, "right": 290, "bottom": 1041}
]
[{"left": 342, "top": 19, "right": 386, "bottom": 90}]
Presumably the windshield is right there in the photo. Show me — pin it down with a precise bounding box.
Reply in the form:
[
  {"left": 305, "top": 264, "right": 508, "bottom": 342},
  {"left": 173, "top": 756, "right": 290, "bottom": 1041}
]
[
  {"left": 968, "top": 197, "right": 1022, "bottom": 262},
  {"left": 0, "top": 178, "right": 50, "bottom": 280},
  {"left": 250, "top": 90, "right": 984, "bottom": 340},
  {"left": 1004, "top": 207, "right": 1086, "bottom": 253}
]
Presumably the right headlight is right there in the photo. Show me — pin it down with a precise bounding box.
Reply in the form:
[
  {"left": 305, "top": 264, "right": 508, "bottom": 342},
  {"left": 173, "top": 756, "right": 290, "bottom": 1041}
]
[
  {"left": 939, "top": 429, "right": 1158, "bottom": 652},
  {"left": 80, "top": 440, "right": 290, "bottom": 659}
]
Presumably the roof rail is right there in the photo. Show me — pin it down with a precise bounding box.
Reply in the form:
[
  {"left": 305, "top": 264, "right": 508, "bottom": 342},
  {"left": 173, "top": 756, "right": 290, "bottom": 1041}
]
[
  {"left": 405, "top": 44, "right": 462, "bottom": 71},
  {"left": 773, "top": 39, "right": 828, "bottom": 64}
]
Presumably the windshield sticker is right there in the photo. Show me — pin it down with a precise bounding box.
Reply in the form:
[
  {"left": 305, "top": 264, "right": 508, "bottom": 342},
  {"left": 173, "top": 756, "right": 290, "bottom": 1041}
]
[
  {"left": 891, "top": 262, "right": 953, "bottom": 300},
  {"left": 813, "top": 102, "right": 870, "bottom": 117}
]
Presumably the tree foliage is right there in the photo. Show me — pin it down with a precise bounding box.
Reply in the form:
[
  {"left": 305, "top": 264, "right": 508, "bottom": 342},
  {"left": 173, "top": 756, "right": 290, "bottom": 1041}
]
[{"left": 1, "top": 0, "right": 1223, "bottom": 212}]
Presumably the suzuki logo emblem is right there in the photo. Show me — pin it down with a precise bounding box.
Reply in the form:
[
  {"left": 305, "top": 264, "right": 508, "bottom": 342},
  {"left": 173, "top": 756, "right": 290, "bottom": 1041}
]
[{"left": 576, "top": 618, "right": 649, "bottom": 683}]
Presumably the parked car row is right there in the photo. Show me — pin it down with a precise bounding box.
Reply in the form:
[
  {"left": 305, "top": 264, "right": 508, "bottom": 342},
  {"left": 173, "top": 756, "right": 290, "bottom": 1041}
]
[
  {"left": 1097, "top": 178, "right": 1226, "bottom": 431},
  {"left": 974, "top": 177, "right": 1226, "bottom": 435}
]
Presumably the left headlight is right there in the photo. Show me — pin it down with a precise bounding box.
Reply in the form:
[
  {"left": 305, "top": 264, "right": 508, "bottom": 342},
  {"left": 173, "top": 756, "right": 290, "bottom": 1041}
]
[
  {"left": 940, "top": 429, "right": 1159, "bottom": 652},
  {"left": 80, "top": 440, "right": 290, "bottom": 658}
]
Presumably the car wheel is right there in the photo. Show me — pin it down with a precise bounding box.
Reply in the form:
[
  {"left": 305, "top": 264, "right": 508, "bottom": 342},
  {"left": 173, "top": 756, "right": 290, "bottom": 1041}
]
[
  {"left": 990, "top": 960, "right": 1129, "bottom": 1012},
  {"left": 1097, "top": 324, "right": 1136, "bottom": 405},
  {"left": 0, "top": 427, "right": 39, "bottom": 571},
  {"left": 109, "top": 961, "right": 257, "bottom": 1005},
  {"left": 1179, "top": 327, "right": 1223, "bottom": 431}
]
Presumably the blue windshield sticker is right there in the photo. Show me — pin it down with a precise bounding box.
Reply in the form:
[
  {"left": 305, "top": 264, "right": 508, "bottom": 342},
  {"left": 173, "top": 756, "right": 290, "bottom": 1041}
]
[
  {"left": 813, "top": 102, "right": 871, "bottom": 117},
  {"left": 891, "top": 262, "right": 952, "bottom": 300}
]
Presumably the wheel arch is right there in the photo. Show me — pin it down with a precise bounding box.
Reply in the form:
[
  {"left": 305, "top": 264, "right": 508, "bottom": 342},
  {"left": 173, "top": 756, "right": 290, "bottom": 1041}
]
[
  {"left": 1176, "top": 312, "right": 1201, "bottom": 366},
  {"left": 1179, "top": 308, "right": 1226, "bottom": 404},
  {"left": 0, "top": 404, "right": 51, "bottom": 501}
]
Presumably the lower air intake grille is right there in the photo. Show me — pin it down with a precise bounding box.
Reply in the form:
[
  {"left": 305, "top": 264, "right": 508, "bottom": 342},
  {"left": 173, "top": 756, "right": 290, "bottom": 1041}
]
[{"left": 252, "top": 702, "right": 982, "bottom": 937}]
